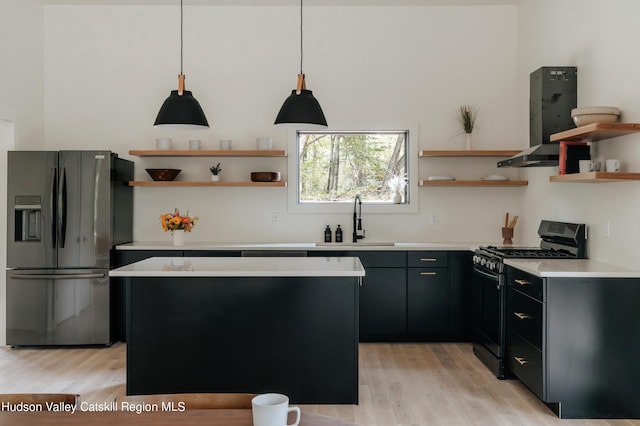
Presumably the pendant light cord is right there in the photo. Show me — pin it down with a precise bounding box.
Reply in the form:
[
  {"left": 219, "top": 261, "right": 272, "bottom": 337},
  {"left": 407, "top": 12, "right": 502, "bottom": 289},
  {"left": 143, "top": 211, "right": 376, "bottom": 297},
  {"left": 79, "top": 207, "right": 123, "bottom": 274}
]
[
  {"left": 299, "top": 0, "right": 303, "bottom": 75},
  {"left": 180, "top": 0, "right": 184, "bottom": 75}
]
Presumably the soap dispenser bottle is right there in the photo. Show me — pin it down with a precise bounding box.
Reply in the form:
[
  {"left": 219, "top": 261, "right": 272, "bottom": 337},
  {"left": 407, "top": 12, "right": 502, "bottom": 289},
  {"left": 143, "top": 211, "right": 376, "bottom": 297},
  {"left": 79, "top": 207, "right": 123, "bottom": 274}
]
[
  {"left": 324, "top": 225, "right": 333, "bottom": 243},
  {"left": 335, "top": 225, "right": 343, "bottom": 243}
]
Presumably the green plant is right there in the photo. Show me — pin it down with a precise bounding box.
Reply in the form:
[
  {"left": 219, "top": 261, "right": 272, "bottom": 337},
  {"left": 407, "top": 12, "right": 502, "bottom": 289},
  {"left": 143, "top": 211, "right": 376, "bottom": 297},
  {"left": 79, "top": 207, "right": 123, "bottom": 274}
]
[
  {"left": 209, "top": 163, "right": 222, "bottom": 175},
  {"left": 456, "top": 105, "right": 477, "bottom": 134}
]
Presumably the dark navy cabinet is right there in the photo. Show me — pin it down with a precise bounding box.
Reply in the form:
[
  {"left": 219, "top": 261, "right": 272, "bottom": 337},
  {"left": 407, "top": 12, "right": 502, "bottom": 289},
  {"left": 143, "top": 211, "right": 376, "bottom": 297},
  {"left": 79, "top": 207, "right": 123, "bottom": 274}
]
[
  {"left": 310, "top": 250, "right": 472, "bottom": 341},
  {"left": 506, "top": 265, "right": 640, "bottom": 418}
]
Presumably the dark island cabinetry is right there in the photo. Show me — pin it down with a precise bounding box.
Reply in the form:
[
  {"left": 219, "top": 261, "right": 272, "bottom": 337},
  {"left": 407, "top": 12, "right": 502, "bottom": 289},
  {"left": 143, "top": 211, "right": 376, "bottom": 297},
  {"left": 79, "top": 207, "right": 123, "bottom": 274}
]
[{"left": 506, "top": 265, "right": 640, "bottom": 418}]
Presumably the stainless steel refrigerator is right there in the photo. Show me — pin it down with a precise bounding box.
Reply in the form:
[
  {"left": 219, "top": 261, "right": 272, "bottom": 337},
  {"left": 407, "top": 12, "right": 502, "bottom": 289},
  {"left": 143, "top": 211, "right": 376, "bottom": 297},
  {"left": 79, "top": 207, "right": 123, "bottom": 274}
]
[{"left": 6, "top": 151, "right": 133, "bottom": 346}]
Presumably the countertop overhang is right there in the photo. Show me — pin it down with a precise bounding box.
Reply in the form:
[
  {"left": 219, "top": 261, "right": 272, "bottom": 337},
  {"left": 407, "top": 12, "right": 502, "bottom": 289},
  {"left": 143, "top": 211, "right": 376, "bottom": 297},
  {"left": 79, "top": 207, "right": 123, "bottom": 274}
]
[
  {"left": 504, "top": 258, "right": 640, "bottom": 278},
  {"left": 110, "top": 256, "right": 366, "bottom": 277}
]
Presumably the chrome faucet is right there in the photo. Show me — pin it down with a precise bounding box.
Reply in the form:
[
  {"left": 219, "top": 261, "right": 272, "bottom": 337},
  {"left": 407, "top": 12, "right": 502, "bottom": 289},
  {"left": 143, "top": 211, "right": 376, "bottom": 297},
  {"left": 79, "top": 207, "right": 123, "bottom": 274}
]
[{"left": 352, "top": 194, "right": 365, "bottom": 243}]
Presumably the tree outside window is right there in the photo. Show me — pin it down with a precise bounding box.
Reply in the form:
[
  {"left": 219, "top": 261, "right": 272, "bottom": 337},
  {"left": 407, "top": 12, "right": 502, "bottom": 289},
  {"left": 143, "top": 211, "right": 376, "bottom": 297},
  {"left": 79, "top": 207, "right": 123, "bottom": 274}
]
[{"left": 297, "top": 131, "right": 408, "bottom": 203}]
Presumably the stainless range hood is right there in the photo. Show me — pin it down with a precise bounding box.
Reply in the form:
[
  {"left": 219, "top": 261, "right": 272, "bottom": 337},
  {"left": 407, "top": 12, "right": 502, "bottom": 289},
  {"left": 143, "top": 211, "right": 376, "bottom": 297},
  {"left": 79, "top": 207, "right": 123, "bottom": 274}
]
[
  {"left": 498, "top": 66, "right": 577, "bottom": 168},
  {"left": 497, "top": 143, "right": 559, "bottom": 168}
]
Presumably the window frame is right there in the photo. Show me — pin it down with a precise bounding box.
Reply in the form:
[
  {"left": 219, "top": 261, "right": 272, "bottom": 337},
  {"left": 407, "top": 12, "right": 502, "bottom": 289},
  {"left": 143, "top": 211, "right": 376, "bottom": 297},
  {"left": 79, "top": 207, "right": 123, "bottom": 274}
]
[{"left": 286, "top": 124, "right": 419, "bottom": 214}]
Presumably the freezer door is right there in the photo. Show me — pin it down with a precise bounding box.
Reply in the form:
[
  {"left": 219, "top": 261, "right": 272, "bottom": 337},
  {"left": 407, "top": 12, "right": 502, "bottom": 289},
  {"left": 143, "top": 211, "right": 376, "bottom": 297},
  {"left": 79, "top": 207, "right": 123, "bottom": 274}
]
[
  {"left": 58, "top": 151, "right": 112, "bottom": 268},
  {"left": 7, "top": 151, "right": 58, "bottom": 269},
  {"left": 6, "top": 269, "right": 111, "bottom": 346}
]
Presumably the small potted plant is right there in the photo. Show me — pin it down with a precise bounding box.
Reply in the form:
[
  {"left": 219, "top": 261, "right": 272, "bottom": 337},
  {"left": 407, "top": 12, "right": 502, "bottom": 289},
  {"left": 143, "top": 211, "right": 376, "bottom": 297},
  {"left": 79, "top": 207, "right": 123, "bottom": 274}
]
[
  {"left": 456, "top": 104, "right": 477, "bottom": 150},
  {"left": 209, "top": 163, "right": 222, "bottom": 181}
]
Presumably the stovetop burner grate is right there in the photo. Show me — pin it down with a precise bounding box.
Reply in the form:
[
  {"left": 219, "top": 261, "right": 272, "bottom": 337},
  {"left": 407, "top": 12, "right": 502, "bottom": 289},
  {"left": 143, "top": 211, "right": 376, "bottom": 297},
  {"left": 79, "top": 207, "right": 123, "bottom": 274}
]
[{"left": 479, "top": 246, "right": 575, "bottom": 259}]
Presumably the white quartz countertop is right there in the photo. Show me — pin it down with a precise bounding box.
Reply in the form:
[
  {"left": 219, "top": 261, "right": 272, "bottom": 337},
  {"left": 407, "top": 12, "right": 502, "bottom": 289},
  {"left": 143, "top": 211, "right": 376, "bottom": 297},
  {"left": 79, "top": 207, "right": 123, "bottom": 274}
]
[
  {"left": 110, "top": 256, "right": 366, "bottom": 277},
  {"left": 504, "top": 259, "right": 640, "bottom": 278},
  {"left": 115, "top": 241, "right": 487, "bottom": 251}
]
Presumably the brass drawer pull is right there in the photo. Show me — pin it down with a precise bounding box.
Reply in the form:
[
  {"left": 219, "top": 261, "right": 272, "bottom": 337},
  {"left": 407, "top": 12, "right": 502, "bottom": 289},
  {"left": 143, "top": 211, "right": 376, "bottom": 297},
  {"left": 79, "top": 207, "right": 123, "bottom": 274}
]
[
  {"left": 514, "top": 312, "right": 532, "bottom": 320},
  {"left": 514, "top": 356, "right": 528, "bottom": 365},
  {"left": 420, "top": 272, "right": 437, "bottom": 276},
  {"left": 420, "top": 258, "right": 437, "bottom": 262},
  {"left": 515, "top": 279, "right": 532, "bottom": 286}
]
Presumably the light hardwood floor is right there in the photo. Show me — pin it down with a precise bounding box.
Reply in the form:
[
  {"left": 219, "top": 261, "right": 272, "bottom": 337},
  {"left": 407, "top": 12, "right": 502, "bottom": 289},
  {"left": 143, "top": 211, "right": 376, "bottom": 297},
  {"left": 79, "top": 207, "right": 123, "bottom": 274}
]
[{"left": 0, "top": 342, "right": 637, "bottom": 426}]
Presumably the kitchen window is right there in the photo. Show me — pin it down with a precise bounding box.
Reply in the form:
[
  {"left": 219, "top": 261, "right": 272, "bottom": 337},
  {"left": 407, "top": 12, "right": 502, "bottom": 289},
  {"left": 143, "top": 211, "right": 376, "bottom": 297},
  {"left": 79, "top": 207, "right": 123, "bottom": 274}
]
[
  {"left": 297, "top": 131, "right": 408, "bottom": 204},
  {"left": 286, "top": 125, "right": 418, "bottom": 214}
]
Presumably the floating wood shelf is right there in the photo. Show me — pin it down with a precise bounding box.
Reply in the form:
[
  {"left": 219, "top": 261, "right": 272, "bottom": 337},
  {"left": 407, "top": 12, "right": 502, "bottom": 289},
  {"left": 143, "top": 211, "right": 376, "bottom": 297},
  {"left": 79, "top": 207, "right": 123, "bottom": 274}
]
[
  {"left": 419, "top": 150, "right": 522, "bottom": 157},
  {"left": 128, "top": 181, "right": 287, "bottom": 187},
  {"left": 129, "top": 150, "right": 287, "bottom": 157},
  {"left": 419, "top": 180, "right": 528, "bottom": 187},
  {"left": 550, "top": 123, "right": 640, "bottom": 142},
  {"left": 549, "top": 172, "right": 640, "bottom": 183}
]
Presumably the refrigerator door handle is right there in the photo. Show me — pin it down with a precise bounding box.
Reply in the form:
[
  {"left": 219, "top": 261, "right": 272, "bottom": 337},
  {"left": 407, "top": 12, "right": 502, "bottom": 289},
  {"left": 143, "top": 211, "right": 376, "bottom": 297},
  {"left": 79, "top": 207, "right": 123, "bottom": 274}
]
[
  {"left": 51, "top": 167, "right": 57, "bottom": 248},
  {"left": 58, "top": 167, "right": 67, "bottom": 248},
  {"left": 11, "top": 273, "right": 106, "bottom": 280},
  {"left": 93, "top": 155, "right": 103, "bottom": 255}
]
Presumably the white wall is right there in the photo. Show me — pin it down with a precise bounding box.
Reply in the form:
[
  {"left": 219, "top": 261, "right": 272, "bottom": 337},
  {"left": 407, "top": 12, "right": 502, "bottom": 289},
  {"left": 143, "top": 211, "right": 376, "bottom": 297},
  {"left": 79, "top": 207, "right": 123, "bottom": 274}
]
[
  {"left": 0, "top": 0, "right": 45, "bottom": 346},
  {"left": 517, "top": 0, "right": 640, "bottom": 268},
  {"left": 0, "top": 0, "right": 45, "bottom": 148},
  {"left": 43, "top": 4, "right": 521, "bottom": 244}
]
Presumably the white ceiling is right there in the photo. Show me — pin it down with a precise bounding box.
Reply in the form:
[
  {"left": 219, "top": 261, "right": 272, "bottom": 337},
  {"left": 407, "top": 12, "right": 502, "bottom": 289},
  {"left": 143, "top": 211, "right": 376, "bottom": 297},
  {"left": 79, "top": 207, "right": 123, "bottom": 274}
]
[{"left": 41, "top": 0, "right": 517, "bottom": 6}]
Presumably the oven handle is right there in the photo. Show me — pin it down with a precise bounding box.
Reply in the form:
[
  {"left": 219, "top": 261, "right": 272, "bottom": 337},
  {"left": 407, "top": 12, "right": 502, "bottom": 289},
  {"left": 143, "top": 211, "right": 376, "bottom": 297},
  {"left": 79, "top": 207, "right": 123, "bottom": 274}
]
[{"left": 473, "top": 266, "right": 500, "bottom": 282}]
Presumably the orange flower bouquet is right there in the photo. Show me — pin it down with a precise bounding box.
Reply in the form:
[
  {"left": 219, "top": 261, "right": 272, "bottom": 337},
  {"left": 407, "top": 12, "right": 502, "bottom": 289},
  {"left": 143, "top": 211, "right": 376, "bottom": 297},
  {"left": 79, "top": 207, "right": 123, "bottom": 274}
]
[{"left": 160, "top": 208, "right": 198, "bottom": 232}]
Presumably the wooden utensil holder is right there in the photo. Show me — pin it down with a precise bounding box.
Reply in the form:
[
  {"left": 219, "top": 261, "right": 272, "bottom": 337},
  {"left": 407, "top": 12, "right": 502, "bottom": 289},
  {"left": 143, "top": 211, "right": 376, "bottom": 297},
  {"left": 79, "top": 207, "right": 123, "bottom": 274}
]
[{"left": 502, "top": 227, "right": 513, "bottom": 245}]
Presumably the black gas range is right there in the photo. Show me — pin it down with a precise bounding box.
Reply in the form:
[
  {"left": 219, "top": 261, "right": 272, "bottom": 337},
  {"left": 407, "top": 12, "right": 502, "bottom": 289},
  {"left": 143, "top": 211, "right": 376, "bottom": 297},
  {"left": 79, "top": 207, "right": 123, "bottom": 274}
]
[{"left": 471, "top": 220, "right": 587, "bottom": 379}]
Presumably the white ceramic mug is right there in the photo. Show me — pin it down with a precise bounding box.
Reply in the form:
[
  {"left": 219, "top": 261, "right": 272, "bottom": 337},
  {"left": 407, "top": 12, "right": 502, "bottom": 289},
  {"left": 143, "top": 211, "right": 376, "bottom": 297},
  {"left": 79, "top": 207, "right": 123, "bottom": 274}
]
[
  {"left": 606, "top": 159, "right": 620, "bottom": 172},
  {"left": 189, "top": 139, "right": 201, "bottom": 150},
  {"left": 156, "top": 137, "right": 172, "bottom": 150},
  {"left": 256, "top": 137, "right": 273, "bottom": 150},
  {"left": 220, "top": 139, "right": 232, "bottom": 150},
  {"left": 578, "top": 160, "right": 593, "bottom": 173},
  {"left": 252, "top": 393, "right": 300, "bottom": 426},
  {"left": 578, "top": 159, "right": 601, "bottom": 173}
]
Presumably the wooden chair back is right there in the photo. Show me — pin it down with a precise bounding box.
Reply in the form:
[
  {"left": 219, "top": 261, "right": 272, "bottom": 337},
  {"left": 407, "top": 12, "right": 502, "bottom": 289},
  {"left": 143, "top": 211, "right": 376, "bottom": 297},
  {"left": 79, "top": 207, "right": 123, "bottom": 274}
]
[
  {"left": 115, "top": 393, "right": 256, "bottom": 409},
  {"left": 0, "top": 393, "right": 79, "bottom": 408}
]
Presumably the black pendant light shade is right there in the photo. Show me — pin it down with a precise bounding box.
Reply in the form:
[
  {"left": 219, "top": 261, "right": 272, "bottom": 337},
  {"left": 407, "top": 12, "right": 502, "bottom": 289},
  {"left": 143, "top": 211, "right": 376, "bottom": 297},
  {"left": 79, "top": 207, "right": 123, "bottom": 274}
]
[
  {"left": 274, "top": 0, "right": 327, "bottom": 127},
  {"left": 155, "top": 87, "right": 209, "bottom": 130},
  {"left": 154, "top": 0, "right": 209, "bottom": 130},
  {"left": 274, "top": 88, "right": 327, "bottom": 127}
]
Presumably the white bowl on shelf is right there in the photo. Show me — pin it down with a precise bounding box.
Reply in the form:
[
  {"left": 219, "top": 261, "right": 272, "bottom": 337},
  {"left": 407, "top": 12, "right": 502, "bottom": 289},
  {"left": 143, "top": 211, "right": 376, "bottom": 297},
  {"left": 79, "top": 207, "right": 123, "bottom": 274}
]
[
  {"left": 571, "top": 106, "right": 620, "bottom": 127},
  {"left": 481, "top": 174, "right": 509, "bottom": 181},
  {"left": 427, "top": 176, "right": 455, "bottom": 181}
]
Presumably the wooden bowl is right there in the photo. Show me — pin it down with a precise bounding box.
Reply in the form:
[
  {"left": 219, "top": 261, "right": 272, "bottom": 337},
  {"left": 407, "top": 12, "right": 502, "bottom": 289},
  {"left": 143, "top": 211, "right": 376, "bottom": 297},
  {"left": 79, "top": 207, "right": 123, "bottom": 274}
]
[
  {"left": 250, "top": 172, "right": 281, "bottom": 182},
  {"left": 146, "top": 168, "right": 181, "bottom": 181}
]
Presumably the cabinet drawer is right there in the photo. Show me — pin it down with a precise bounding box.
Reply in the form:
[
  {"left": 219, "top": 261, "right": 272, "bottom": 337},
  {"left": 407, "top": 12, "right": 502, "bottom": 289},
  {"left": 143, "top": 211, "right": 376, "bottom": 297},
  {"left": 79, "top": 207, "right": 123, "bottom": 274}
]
[
  {"left": 509, "top": 288, "right": 543, "bottom": 350},
  {"left": 508, "top": 268, "right": 543, "bottom": 301},
  {"left": 508, "top": 333, "right": 544, "bottom": 400},
  {"left": 407, "top": 251, "right": 448, "bottom": 268}
]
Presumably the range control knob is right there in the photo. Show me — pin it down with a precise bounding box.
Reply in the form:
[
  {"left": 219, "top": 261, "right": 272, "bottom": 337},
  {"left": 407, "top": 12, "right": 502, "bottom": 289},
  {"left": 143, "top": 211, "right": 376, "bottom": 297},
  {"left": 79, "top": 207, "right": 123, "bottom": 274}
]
[{"left": 480, "top": 258, "right": 487, "bottom": 266}]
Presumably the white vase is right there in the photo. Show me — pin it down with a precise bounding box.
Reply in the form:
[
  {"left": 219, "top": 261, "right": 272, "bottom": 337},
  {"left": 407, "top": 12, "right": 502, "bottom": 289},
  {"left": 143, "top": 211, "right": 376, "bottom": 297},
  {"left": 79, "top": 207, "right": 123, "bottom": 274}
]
[
  {"left": 392, "top": 191, "right": 402, "bottom": 204},
  {"left": 465, "top": 133, "right": 472, "bottom": 150},
  {"left": 211, "top": 175, "right": 220, "bottom": 182},
  {"left": 172, "top": 229, "right": 184, "bottom": 246}
]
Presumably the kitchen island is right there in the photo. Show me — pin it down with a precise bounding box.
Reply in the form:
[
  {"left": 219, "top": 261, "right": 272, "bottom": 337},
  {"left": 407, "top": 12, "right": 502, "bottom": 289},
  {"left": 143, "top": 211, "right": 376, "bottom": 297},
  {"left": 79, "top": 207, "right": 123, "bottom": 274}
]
[{"left": 110, "top": 256, "right": 365, "bottom": 404}]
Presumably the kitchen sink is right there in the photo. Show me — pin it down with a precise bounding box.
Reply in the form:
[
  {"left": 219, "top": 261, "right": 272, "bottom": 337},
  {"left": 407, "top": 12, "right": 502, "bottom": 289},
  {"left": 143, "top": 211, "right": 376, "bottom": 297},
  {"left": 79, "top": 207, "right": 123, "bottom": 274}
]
[
  {"left": 316, "top": 241, "right": 396, "bottom": 246},
  {"left": 223, "top": 242, "right": 318, "bottom": 248}
]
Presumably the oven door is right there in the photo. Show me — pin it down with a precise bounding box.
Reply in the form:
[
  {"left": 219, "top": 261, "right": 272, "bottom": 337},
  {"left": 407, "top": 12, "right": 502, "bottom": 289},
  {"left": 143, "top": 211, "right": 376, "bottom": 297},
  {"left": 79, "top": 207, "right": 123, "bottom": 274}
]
[{"left": 471, "top": 264, "right": 507, "bottom": 378}]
